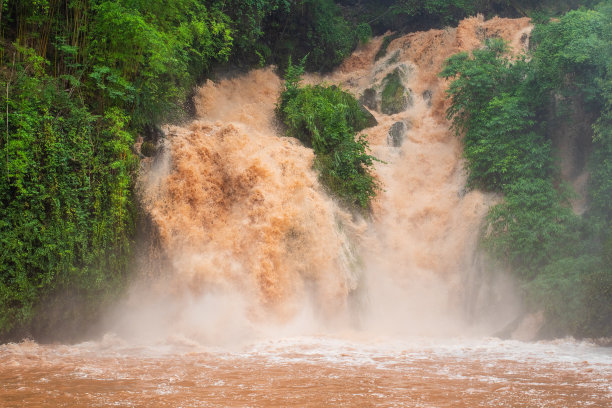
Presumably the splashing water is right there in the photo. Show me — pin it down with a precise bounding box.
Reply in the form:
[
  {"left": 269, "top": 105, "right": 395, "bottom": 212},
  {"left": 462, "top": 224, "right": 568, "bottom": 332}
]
[
  {"left": 133, "top": 68, "right": 359, "bottom": 340},
  {"left": 2, "top": 17, "right": 611, "bottom": 407},
  {"left": 330, "top": 16, "right": 534, "bottom": 336},
  {"left": 129, "top": 16, "right": 534, "bottom": 340}
]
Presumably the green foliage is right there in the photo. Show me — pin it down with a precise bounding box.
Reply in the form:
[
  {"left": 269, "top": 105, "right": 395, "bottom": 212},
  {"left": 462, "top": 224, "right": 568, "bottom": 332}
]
[
  {"left": 0, "top": 0, "right": 240, "bottom": 339},
  {"left": 266, "top": 0, "right": 357, "bottom": 72},
  {"left": 380, "top": 68, "right": 409, "bottom": 115},
  {"left": 390, "top": 0, "right": 486, "bottom": 26},
  {"left": 336, "top": 0, "right": 483, "bottom": 34},
  {"left": 484, "top": 179, "right": 581, "bottom": 279},
  {"left": 277, "top": 61, "right": 380, "bottom": 211},
  {"left": 356, "top": 23, "right": 373, "bottom": 44},
  {"left": 441, "top": 38, "right": 551, "bottom": 190},
  {"left": 88, "top": 0, "right": 233, "bottom": 125},
  {"left": 185, "top": 0, "right": 365, "bottom": 72},
  {"left": 297, "top": 0, "right": 355, "bottom": 71},
  {"left": 528, "top": 255, "right": 612, "bottom": 337},
  {"left": 531, "top": 7, "right": 609, "bottom": 104},
  {"left": 336, "top": 0, "right": 594, "bottom": 42},
  {"left": 442, "top": 4, "right": 612, "bottom": 337},
  {"left": 209, "top": 0, "right": 289, "bottom": 62},
  {"left": 0, "top": 60, "right": 136, "bottom": 338}
]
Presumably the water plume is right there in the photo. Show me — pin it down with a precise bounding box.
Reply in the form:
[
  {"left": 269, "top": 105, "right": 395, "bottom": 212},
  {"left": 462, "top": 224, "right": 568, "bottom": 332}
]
[
  {"left": 314, "top": 15, "right": 532, "bottom": 335},
  {"left": 135, "top": 68, "right": 358, "bottom": 341},
  {"left": 126, "top": 16, "right": 533, "bottom": 343}
]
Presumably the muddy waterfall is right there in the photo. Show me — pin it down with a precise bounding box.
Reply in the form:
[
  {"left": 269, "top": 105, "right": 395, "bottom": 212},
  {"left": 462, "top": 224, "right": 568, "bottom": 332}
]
[{"left": 132, "top": 16, "right": 533, "bottom": 339}]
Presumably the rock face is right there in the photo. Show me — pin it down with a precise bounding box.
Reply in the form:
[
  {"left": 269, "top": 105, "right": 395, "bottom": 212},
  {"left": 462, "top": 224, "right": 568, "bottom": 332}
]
[
  {"left": 495, "top": 311, "right": 545, "bottom": 341},
  {"left": 381, "top": 68, "right": 411, "bottom": 115},
  {"left": 386, "top": 50, "right": 400, "bottom": 65},
  {"left": 422, "top": 90, "right": 433, "bottom": 107},
  {"left": 548, "top": 94, "right": 595, "bottom": 215},
  {"left": 360, "top": 88, "right": 378, "bottom": 111},
  {"left": 387, "top": 121, "right": 408, "bottom": 147},
  {"left": 141, "top": 141, "right": 157, "bottom": 157},
  {"left": 359, "top": 104, "right": 378, "bottom": 128}
]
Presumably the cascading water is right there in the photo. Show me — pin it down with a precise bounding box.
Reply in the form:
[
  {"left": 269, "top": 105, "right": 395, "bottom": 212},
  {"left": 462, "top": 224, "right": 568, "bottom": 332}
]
[
  {"left": 124, "top": 68, "right": 362, "bottom": 342},
  {"left": 1, "top": 17, "right": 610, "bottom": 407},
  {"left": 329, "top": 16, "right": 534, "bottom": 335},
  {"left": 128, "top": 15, "right": 533, "bottom": 338}
]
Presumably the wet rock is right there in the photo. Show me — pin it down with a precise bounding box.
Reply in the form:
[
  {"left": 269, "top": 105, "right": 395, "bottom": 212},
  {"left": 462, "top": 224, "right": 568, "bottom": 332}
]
[
  {"left": 387, "top": 121, "right": 407, "bottom": 147},
  {"left": 511, "top": 311, "right": 545, "bottom": 341},
  {"left": 360, "top": 88, "right": 378, "bottom": 111},
  {"left": 381, "top": 68, "right": 411, "bottom": 115},
  {"left": 132, "top": 136, "right": 145, "bottom": 158},
  {"left": 422, "top": 89, "right": 433, "bottom": 107},
  {"left": 141, "top": 141, "right": 157, "bottom": 157},
  {"left": 359, "top": 104, "right": 378, "bottom": 128},
  {"left": 386, "top": 50, "right": 400, "bottom": 65},
  {"left": 375, "top": 33, "right": 400, "bottom": 61},
  {"left": 520, "top": 32, "right": 529, "bottom": 45},
  {"left": 495, "top": 311, "right": 545, "bottom": 341},
  {"left": 143, "top": 124, "right": 165, "bottom": 143}
]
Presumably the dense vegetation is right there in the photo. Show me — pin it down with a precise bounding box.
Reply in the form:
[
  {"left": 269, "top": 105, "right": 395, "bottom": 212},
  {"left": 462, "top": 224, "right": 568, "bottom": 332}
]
[
  {"left": 0, "top": 0, "right": 606, "bottom": 341},
  {"left": 277, "top": 59, "right": 379, "bottom": 211},
  {"left": 441, "top": 2, "right": 612, "bottom": 337},
  {"left": 338, "top": 0, "right": 597, "bottom": 35}
]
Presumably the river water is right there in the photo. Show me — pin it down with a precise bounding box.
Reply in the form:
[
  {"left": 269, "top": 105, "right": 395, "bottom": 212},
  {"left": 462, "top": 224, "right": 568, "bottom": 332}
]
[{"left": 1, "top": 336, "right": 611, "bottom": 407}]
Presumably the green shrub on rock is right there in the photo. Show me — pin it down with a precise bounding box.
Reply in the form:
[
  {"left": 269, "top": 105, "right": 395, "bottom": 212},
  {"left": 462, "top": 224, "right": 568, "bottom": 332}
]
[
  {"left": 441, "top": 5, "right": 612, "bottom": 337},
  {"left": 381, "top": 68, "right": 411, "bottom": 115},
  {"left": 277, "top": 60, "right": 380, "bottom": 212}
]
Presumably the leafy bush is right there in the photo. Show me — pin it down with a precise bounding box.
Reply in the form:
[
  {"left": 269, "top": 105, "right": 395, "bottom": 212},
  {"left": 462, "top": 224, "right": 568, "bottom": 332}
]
[
  {"left": 483, "top": 179, "right": 581, "bottom": 279},
  {"left": 87, "top": 0, "right": 233, "bottom": 126},
  {"left": 265, "top": 0, "right": 357, "bottom": 72},
  {"left": 356, "top": 23, "right": 373, "bottom": 44},
  {"left": 0, "top": 59, "right": 136, "bottom": 339},
  {"left": 442, "top": 6, "right": 612, "bottom": 337},
  {"left": 277, "top": 60, "right": 380, "bottom": 211},
  {"left": 528, "top": 255, "right": 612, "bottom": 337}
]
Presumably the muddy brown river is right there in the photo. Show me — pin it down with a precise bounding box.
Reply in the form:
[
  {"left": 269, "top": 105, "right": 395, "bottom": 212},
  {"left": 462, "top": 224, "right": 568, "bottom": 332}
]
[{"left": 2, "top": 336, "right": 610, "bottom": 407}]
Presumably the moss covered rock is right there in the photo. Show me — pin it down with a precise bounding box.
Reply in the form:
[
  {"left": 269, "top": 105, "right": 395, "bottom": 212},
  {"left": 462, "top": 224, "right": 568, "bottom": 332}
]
[
  {"left": 381, "top": 68, "right": 411, "bottom": 115},
  {"left": 141, "top": 141, "right": 157, "bottom": 157},
  {"left": 375, "top": 33, "right": 400, "bottom": 61},
  {"left": 359, "top": 104, "right": 378, "bottom": 128}
]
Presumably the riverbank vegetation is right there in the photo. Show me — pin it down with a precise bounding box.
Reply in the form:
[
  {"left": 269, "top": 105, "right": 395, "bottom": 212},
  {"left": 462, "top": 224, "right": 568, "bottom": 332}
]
[{"left": 442, "top": 2, "right": 612, "bottom": 337}]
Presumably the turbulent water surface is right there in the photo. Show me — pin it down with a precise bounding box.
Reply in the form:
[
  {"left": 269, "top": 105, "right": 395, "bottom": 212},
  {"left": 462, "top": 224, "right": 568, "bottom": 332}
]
[
  {"left": 3, "top": 17, "right": 611, "bottom": 407},
  {"left": 1, "top": 336, "right": 611, "bottom": 407}
]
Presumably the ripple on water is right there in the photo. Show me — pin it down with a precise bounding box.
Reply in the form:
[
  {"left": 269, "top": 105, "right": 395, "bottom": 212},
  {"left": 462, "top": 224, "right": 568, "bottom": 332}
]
[{"left": 1, "top": 336, "right": 611, "bottom": 407}]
